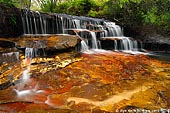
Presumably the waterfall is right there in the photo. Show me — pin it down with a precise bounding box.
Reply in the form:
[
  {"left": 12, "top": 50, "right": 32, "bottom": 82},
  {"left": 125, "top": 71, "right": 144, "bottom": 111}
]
[
  {"left": 1, "top": 52, "right": 19, "bottom": 64},
  {"left": 133, "top": 40, "right": 138, "bottom": 50},
  {"left": 25, "top": 48, "right": 38, "bottom": 58},
  {"left": 125, "top": 37, "right": 133, "bottom": 50},
  {"left": 22, "top": 15, "right": 26, "bottom": 34},
  {"left": 55, "top": 15, "right": 59, "bottom": 34},
  {"left": 114, "top": 40, "right": 118, "bottom": 50},
  {"left": 98, "top": 40, "right": 102, "bottom": 49},
  {"left": 25, "top": 10, "right": 30, "bottom": 34},
  {"left": 81, "top": 40, "right": 89, "bottom": 52},
  {"left": 104, "top": 22, "right": 123, "bottom": 37},
  {"left": 13, "top": 40, "right": 46, "bottom": 98},
  {"left": 120, "top": 37, "right": 136, "bottom": 50},
  {"left": 32, "top": 11, "right": 38, "bottom": 34},
  {"left": 122, "top": 39, "right": 129, "bottom": 50},
  {"left": 21, "top": 11, "right": 104, "bottom": 35},
  {"left": 60, "top": 16, "right": 64, "bottom": 34},
  {"left": 22, "top": 70, "right": 30, "bottom": 81},
  {"left": 25, "top": 40, "right": 46, "bottom": 58},
  {"left": 21, "top": 10, "right": 143, "bottom": 53},
  {"left": 101, "top": 37, "right": 141, "bottom": 51},
  {"left": 90, "top": 31, "right": 98, "bottom": 49},
  {"left": 36, "top": 11, "right": 45, "bottom": 34},
  {"left": 73, "top": 19, "right": 81, "bottom": 29},
  {"left": 77, "top": 29, "right": 99, "bottom": 50}
]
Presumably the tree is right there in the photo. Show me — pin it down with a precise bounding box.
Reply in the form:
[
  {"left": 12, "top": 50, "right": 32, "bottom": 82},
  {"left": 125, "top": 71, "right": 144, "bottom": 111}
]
[
  {"left": 40, "top": 0, "right": 58, "bottom": 12},
  {"left": 19, "top": 0, "right": 31, "bottom": 9}
]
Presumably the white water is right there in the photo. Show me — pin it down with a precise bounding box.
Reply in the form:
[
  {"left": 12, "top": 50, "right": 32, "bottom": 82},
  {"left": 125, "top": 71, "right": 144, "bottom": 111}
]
[
  {"left": 22, "top": 70, "right": 30, "bottom": 81},
  {"left": 25, "top": 48, "right": 36, "bottom": 58},
  {"left": 21, "top": 11, "right": 145, "bottom": 54},
  {"left": 36, "top": 11, "right": 45, "bottom": 34},
  {"left": 13, "top": 40, "right": 47, "bottom": 98},
  {"left": 104, "top": 22, "right": 123, "bottom": 37},
  {"left": 114, "top": 40, "right": 118, "bottom": 50},
  {"left": 14, "top": 87, "right": 44, "bottom": 97},
  {"left": 73, "top": 19, "right": 81, "bottom": 29},
  {"left": 25, "top": 11, "right": 30, "bottom": 34},
  {"left": 101, "top": 36, "right": 146, "bottom": 53},
  {"left": 133, "top": 40, "right": 138, "bottom": 50},
  {"left": 81, "top": 40, "right": 89, "bottom": 52},
  {"left": 90, "top": 31, "right": 98, "bottom": 49},
  {"left": 122, "top": 38, "right": 133, "bottom": 50},
  {"left": 2, "top": 52, "right": 19, "bottom": 61}
]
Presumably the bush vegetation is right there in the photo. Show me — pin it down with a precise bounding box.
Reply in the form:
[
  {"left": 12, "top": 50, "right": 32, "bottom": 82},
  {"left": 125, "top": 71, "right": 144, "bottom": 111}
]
[
  {"left": 40, "top": 0, "right": 170, "bottom": 32},
  {"left": 1, "top": 0, "right": 170, "bottom": 34}
]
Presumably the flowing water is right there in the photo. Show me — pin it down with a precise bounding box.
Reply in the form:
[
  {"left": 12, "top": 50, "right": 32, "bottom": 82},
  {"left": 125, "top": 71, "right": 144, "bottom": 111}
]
[
  {"left": 0, "top": 11, "right": 170, "bottom": 112},
  {"left": 81, "top": 40, "right": 89, "bottom": 52}
]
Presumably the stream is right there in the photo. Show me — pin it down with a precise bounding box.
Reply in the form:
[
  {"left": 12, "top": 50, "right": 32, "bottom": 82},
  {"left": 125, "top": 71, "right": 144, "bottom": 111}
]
[{"left": 0, "top": 10, "right": 170, "bottom": 112}]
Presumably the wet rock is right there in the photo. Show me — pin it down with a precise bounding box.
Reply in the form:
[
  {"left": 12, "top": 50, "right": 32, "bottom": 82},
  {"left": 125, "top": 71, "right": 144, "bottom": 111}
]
[
  {"left": 70, "top": 102, "right": 95, "bottom": 112},
  {"left": 142, "top": 34, "right": 170, "bottom": 52},
  {"left": 0, "top": 40, "right": 16, "bottom": 48},
  {"left": 15, "top": 34, "right": 80, "bottom": 52},
  {"left": 123, "top": 24, "right": 170, "bottom": 51},
  {"left": 0, "top": 81, "right": 13, "bottom": 90},
  {"left": 0, "top": 3, "right": 23, "bottom": 37}
]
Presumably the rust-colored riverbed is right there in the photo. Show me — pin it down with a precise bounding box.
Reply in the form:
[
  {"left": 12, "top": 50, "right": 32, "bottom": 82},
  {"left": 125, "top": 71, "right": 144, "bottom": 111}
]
[{"left": 0, "top": 50, "right": 170, "bottom": 112}]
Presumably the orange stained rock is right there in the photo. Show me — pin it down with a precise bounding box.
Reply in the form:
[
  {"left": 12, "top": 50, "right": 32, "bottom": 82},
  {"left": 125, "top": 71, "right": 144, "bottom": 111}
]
[{"left": 0, "top": 51, "right": 170, "bottom": 112}]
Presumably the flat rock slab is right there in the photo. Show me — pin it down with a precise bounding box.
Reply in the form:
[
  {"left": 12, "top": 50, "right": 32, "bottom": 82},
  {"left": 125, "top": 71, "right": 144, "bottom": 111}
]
[{"left": 0, "top": 34, "right": 80, "bottom": 51}]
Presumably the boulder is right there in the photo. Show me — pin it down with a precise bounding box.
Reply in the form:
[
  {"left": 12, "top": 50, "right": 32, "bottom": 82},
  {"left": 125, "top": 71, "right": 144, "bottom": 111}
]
[{"left": 15, "top": 34, "right": 80, "bottom": 50}]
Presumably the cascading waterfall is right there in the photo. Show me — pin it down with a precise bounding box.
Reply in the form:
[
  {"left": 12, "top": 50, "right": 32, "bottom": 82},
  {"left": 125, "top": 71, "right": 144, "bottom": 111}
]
[
  {"left": 14, "top": 40, "right": 46, "bottom": 97},
  {"left": 81, "top": 40, "right": 89, "bottom": 52},
  {"left": 22, "top": 40, "right": 46, "bottom": 82},
  {"left": 103, "top": 22, "right": 123, "bottom": 37},
  {"left": 21, "top": 10, "right": 104, "bottom": 35},
  {"left": 122, "top": 38, "right": 133, "bottom": 50},
  {"left": 90, "top": 31, "right": 98, "bottom": 49},
  {"left": 77, "top": 30, "right": 99, "bottom": 52},
  {"left": 25, "top": 40, "right": 46, "bottom": 58},
  {"left": 100, "top": 21, "right": 142, "bottom": 52},
  {"left": 2, "top": 52, "right": 19, "bottom": 62},
  {"left": 21, "top": 10, "right": 142, "bottom": 52},
  {"left": 73, "top": 19, "right": 81, "bottom": 29},
  {"left": 1, "top": 52, "right": 20, "bottom": 66},
  {"left": 114, "top": 40, "right": 118, "bottom": 50},
  {"left": 60, "top": 16, "right": 64, "bottom": 34},
  {"left": 32, "top": 11, "right": 38, "bottom": 34},
  {"left": 25, "top": 10, "right": 30, "bottom": 34},
  {"left": 101, "top": 36, "right": 142, "bottom": 52},
  {"left": 0, "top": 51, "right": 22, "bottom": 90},
  {"left": 133, "top": 40, "right": 138, "bottom": 50},
  {"left": 36, "top": 11, "right": 45, "bottom": 34},
  {"left": 25, "top": 48, "right": 38, "bottom": 58},
  {"left": 29, "top": 11, "right": 34, "bottom": 34}
]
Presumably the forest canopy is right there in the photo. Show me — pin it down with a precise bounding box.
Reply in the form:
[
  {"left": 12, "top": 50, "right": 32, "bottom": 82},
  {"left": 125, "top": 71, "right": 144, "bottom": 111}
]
[{"left": 1, "top": 0, "right": 170, "bottom": 34}]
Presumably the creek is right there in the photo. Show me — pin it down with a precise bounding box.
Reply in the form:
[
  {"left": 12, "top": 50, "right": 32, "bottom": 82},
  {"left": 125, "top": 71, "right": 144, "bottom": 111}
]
[{"left": 0, "top": 10, "right": 170, "bottom": 112}]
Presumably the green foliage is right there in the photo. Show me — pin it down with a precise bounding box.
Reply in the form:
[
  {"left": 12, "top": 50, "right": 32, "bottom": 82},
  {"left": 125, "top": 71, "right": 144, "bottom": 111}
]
[
  {"left": 143, "top": 7, "right": 157, "bottom": 24},
  {"left": 102, "top": 0, "right": 170, "bottom": 30},
  {"left": 39, "top": 0, "right": 170, "bottom": 31},
  {"left": 54, "top": 0, "right": 103, "bottom": 16},
  {"left": 0, "top": 0, "right": 15, "bottom": 6},
  {"left": 9, "top": 15, "right": 17, "bottom": 25},
  {"left": 2, "top": 0, "right": 169, "bottom": 32},
  {"left": 0, "top": 0, "right": 31, "bottom": 9},
  {"left": 54, "top": 2, "right": 70, "bottom": 14},
  {"left": 139, "top": 0, "right": 170, "bottom": 29},
  {"left": 41, "top": 0, "right": 57, "bottom": 12}
]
